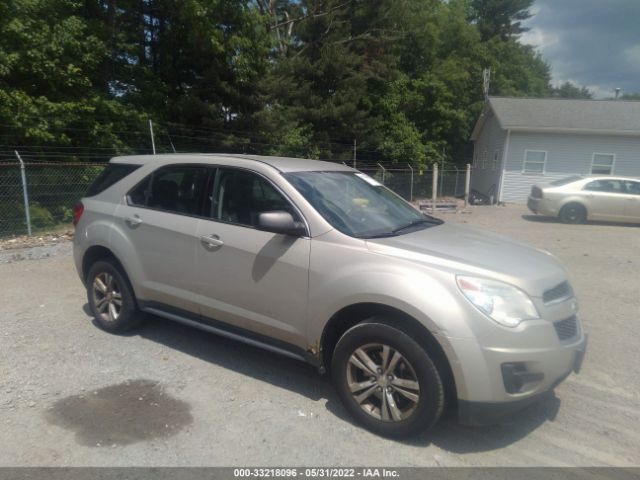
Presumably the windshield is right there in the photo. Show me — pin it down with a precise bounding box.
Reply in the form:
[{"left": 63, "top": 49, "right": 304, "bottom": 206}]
[{"left": 284, "top": 171, "right": 442, "bottom": 238}]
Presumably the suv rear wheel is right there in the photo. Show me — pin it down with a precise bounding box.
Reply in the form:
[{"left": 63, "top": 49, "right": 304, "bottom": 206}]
[
  {"left": 87, "top": 259, "right": 141, "bottom": 332},
  {"left": 331, "top": 320, "right": 444, "bottom": 438}
]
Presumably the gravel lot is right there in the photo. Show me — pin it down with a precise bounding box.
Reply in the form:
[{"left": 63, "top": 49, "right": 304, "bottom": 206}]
[{"left": 1, "top": 204, "right": 639, "bottom": 467}]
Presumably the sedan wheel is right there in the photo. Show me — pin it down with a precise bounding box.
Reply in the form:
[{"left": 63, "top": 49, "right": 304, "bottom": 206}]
[{"left": 559, "top": 203, "right": 587, "bottom": 224}]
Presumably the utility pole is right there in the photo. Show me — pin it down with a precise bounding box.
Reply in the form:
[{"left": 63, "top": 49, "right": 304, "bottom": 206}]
[{"left": 483, "top": 68, "right": 491, "bottom": 99}]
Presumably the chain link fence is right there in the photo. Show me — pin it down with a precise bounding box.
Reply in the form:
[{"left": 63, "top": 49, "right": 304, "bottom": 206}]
[
  {"left": 0, "top": 161, "right": 105, "bottom": 237},
  {"left": 0, "top": 157, "right": 470, "bottom": 238}
]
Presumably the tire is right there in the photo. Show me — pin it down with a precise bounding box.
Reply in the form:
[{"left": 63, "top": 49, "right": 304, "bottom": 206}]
[
  {"left": 86, "top": 259, "right": 141, "bottom": 333},
  {"left": 331, "top": 319, "right": 444, "bottom": 438},
  {"left": 559, "top": 203, "right": 587, "bottom": 224}
]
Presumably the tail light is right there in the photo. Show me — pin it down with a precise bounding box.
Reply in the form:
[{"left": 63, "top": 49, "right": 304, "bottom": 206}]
[
  {"left": 531, "top": 186, "right": 543, "bottom": 199},
  {"left": 72, "top": 202, "right": 84, "bottom": 226}
]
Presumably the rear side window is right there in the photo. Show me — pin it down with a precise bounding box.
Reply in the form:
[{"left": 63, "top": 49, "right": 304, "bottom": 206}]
[
  {"left": 86, "top": 163, "right": 140, "bottom": 197},
  {"left": 128, "top": 166, "right": 209, "bottom": 216}
]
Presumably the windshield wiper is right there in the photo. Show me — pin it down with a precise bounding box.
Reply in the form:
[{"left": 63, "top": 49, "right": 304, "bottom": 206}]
[{"left": 391, "top": 218, "right": 440, "bottom": 234}]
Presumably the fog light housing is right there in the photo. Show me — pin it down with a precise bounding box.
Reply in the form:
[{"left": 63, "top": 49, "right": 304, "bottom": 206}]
[{"left": 501, "top": 362, "right": 544, "bottom": 394}]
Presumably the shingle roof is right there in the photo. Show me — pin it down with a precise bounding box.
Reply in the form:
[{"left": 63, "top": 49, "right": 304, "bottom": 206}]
[{"left": 471, "top": 97, "right": 640, "bottom": 140}]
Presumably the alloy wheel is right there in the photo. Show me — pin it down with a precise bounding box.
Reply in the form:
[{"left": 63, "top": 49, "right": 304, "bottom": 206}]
[
  {"left": 346, "top": 343, "right": 421, "bottom": 422},
  {"left": 92, "top": 272, "right": 122, "bottom": 323}
]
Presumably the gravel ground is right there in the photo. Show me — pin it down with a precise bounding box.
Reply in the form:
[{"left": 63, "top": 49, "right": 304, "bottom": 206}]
[{"left": 0, "top": 204, "right": 639, "bottom": 467}]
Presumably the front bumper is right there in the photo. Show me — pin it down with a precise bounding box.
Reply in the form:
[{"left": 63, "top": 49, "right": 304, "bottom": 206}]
[{"left": 458, "top": 334, "right": 587, "bottom": 425}]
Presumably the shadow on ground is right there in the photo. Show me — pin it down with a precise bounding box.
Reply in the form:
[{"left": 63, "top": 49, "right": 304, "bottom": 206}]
[
  {"left": 84, "top": 307, "right": 563, "bottom": 453},
  {"left": 521, "top": 214, "right": 639, "bottom": 228}
]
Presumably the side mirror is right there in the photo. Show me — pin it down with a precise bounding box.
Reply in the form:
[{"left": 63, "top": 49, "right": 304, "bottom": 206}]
[{"left": 258, "top": 211, "right": 306, "bottom": 237}]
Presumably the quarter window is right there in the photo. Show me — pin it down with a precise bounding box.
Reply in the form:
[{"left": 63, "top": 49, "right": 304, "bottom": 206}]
[
  {"left": 591, "top": 154, "right": 614, "bottom": 175},
  {"left": 523, "top": 150, "right": 546, "bottom": 174},
  {"left": 623, "top": 180, "right": 640, "bottom": 195},
  {"left": 128, "top": 166, "right": 209, "bottom": 215},
  {"left": 212, "top": 168, "right": 296, "bottom": 228}
]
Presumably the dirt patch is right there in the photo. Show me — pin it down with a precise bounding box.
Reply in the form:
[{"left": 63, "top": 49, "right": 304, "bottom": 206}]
[{"left": 45, "top": 379, "right": 192, "bottom": 447}]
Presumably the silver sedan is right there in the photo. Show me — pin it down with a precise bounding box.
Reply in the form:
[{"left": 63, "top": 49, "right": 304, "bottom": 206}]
[{"left": 527, "top": 176, "right": 640, "bottom": 224}]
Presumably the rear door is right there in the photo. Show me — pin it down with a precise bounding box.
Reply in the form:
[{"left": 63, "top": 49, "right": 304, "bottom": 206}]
[
  {"left": 115, "top": 164, "right": 211, "bottom": 312},
  {"left": 582, "top": 179, "right": 627, "bottom": 221},
  {"left": 194, "top": 167, "right": 311, "bottom": 349}
]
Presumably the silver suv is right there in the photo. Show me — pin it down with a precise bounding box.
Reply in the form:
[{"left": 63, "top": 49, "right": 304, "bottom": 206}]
[{"left": 73, "top": 154, "right": 587, "bottom": 438}]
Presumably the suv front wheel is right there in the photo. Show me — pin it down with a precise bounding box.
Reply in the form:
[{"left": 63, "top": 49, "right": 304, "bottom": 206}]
[
  {"left": 87, "top": 259, "right": 141, "bottom": 333},
  {"left": 331, "top": 320, "right": 444, "bottom": 438}
]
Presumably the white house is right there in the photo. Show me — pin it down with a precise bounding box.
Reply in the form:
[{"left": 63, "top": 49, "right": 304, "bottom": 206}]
[{"left": 470, "top": 97, "right": 640, "bottom": 203}]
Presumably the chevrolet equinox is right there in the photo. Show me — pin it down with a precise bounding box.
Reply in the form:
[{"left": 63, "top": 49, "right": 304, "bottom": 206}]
[{"left": 73, "top": 154, "right": 587, "bottom": 438}]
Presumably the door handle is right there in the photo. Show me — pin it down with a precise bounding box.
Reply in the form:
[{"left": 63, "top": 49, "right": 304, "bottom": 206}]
[
  {"left": 125, "top": 215, "right": 142, "bottom": 227},
  {"left": 200, "top": 234, "right": 224, "bottom": 248}
]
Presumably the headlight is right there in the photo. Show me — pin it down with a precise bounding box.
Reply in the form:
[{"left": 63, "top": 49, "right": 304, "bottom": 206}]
[{"left": 456, "top": 276, "right": 540, "bottom": 327}]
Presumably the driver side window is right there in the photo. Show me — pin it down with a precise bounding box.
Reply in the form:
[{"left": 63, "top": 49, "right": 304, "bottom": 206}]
[{"left": 212, "top": 168, "right": 296, "bottom": 228}]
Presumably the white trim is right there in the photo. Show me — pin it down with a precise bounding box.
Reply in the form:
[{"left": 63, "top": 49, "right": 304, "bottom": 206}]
[
  {"left": 498, "top": 129, "right": 510, "bottom": 202},
  {"left": 590, "top": 152, "right": 615, "bottom": 175},
  {"left": 523, "top": 149, "right": 547, "bottom": 174}
]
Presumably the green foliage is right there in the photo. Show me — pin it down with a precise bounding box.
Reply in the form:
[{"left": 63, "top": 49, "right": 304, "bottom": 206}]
[
  {"left": 470, "top": 0, "right": 534, "bottom": 41},
  {"left": 0, "top": 0, "right": 559, "bottom": 169},
  {"left": 29, "top": 203, "right": 56, "bottom": 229},
  {"left": 551, "top": 82, "right": 593, "bottom": 99}
]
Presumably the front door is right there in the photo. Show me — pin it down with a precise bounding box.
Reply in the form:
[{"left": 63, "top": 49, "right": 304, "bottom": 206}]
[{"left": 194, "top": 167, "right": 310, "bottom": 349}]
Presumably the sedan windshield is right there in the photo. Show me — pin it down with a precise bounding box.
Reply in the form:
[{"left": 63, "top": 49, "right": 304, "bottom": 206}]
[{"left": 284, "top": 171, "right": 442, "bottom": 238}]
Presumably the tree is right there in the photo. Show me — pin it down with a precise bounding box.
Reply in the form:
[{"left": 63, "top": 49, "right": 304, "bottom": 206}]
[
  {"left": 551, "top": 81, "right": 593, "bottom": 99},
  {"left": 470, "top": 0, "right": 534, "bottom": 41}
]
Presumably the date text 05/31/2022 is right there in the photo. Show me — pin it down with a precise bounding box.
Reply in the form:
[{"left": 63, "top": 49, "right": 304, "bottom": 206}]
[{"left": 233, "top": 468, "right": 400, "bottom": 478}]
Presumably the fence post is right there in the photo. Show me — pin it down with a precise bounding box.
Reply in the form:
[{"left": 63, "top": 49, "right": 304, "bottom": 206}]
[
  {"left": 432, "top": 162, "right": 438, "bottom": 214},
  {"left": 407, "top": 164, "right": 414, "bottom": 202},
  {"left": 377, "top": 163, "right": 386, "bottom": 185},
  {"left": 14, "top": 150, "right": 32, "bottom": 236},
  {"left": 454, "top": 167, "right": 459, "bottom": 197},
  {"left": 464, "top": 163, "right": 471, "bottom": 208},
  {"left": 149, "top": 119, "right": 156, "bottom": 154}
]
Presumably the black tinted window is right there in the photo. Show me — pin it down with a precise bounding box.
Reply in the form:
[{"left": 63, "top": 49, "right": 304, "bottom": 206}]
[
  {"left": 86, "top": 163, "right": 140, "bottom": 197},
  {"left": 213, "top": 169, "right": 294, "bottom": 227},
  {"left": 128, "top": 166, "right": 209, "bottom": 215}
]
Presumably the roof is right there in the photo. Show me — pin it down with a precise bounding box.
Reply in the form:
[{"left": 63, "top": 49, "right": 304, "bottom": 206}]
[
  {"left": 111, "top": 153, "right": 354, "bottom": 173},
  {"left": 471, "top": 97, "right": 640, "bottom": 140}
]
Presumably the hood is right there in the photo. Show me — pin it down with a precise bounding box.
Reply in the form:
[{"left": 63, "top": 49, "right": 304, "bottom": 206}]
[{"left": 365, "top": 222, "right": 567, "bottom": 297}]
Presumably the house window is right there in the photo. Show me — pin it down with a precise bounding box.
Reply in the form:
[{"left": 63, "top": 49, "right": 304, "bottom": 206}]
[
  {"left": 591, "top": 153, "right": 615, "bottom": 175},
  {"left": 493, "top": 150, "right": 500, "bottom": 171},
  {"left": 523, "top": 150, "right": 546, "bottom": 174},
  {"left": 482, "top": 150, "right": 488, "bottom": 169}
]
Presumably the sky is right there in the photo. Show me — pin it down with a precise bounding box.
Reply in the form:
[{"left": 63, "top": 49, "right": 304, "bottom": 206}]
[{"left": 520, "top": 0, "right": 640, "bottom": 98}]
